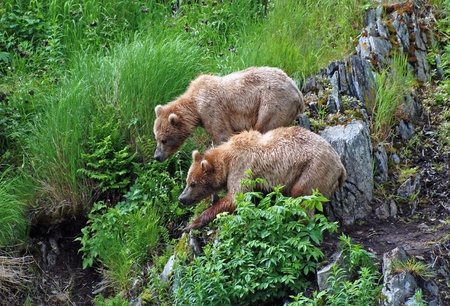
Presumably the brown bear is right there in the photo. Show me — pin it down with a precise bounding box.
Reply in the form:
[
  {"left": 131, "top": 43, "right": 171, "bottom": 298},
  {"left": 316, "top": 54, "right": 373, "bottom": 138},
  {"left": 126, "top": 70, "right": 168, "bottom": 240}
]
[
  {"left": 179, "top": 126, "right": 347, "bottom": 230},
  {"left": 153, "top": 67, "right": 304, "bottom": 161}
]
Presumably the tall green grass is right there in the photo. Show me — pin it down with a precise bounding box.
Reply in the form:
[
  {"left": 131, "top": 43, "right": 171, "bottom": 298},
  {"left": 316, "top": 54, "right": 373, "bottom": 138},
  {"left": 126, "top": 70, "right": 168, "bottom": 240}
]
[
  {"left": 373, "top": 55, "right": 416, "bottom": 142},
  {"left": 225, "top": 0, "right": 367, "bottom": 80},
  {"left": 27, "top": 30, "right": 209, "bottom": 222},
  {"left": 0, "top": 171, "right": 33, "bottom": 248}
]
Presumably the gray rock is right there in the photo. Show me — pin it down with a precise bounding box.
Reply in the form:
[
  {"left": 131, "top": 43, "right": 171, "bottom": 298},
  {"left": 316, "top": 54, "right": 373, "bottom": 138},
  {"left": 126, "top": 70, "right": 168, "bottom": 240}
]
[
  {"left": 306, "top": 56, "right": 375, "bottom": 114},
  {"left": 397, "top": 120, "right": 415, "bottom": 140},
  {"left": 397, "top": 174, "right": 421, "bottom": 215},
  {"left": 399, "top": 94, "right": 421, "bottom": 123},
  {"left": 392, "top": 11, "right": 411, "bottom": 52},
  {"left": 326, "top": 95, "right": 339, "bottom": 113},
  {"left": 161, "top": 255, "right": 175, "bottom": 282},
  {"left": 130, "top": 297, "right": 142, "bottom": 306},
  {"left": 381, "top": 247, "right": 418, "bottom": 306},
  {"left": 375, "top": 200, "right": 397, "bottom": 220},
  {"left": 370, "top": 36, "right": 393, "bottom": 66},
  {"left": 397, "top": 174, "right": 421, "bottom": 200},
  {"left": 297, "top": 114, "right": 311, "bottom": 130},
  {"left": 317, "top": 251, "right": 343, "bottom": 291},
  {"left": 348, "top": 56, "right": 377, "bottom": 112},
  {"left": 382, "top": 272, "right": 418, "bottom": 306},
  {"left": 414, "top": 49, "right": 431, "bottom": 82},
  {"left": 357, "top": 36, "right": 372, "bottom": 61},
  {"left": 320, "top": 121, "right": 373, "bottom": 225},
  {"left": 376, "top": 7, "right": 389, "bottom": 38},
  {"left": 302, "top": 77, "right": 320, "bottom": 94},
  {"left": 436, "top": 55, "right": 444, "bottom": 78},
  {"left": 383, "top": 247, "right": 409, "bottom": 282},
  {"left": 391, "top": 153, "right": 401, "bottom": 165},
  {"left": 308, "top": 101, "right": 319, "bottom": 116},
  {"left": 364, "top": 8, "right": 378, "bottom": 37},
  {"left": 374, "top": 144, "right": 389, "bottom": 183},
  {"left": 329, "top": 71, "right": 342, "bottom": 112}
]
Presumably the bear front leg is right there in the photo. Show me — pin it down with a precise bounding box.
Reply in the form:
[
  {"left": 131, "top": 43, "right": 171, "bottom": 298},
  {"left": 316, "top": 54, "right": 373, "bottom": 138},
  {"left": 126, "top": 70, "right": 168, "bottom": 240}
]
[{"left": 185, "top": 195, "right": 236, "bottom": 231}]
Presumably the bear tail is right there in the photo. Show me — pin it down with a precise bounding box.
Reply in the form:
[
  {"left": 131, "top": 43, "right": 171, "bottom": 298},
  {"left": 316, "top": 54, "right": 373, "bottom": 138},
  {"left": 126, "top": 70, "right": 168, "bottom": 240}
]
[{"left": 289, "top": 78, "right": 305, "bottom": 114}]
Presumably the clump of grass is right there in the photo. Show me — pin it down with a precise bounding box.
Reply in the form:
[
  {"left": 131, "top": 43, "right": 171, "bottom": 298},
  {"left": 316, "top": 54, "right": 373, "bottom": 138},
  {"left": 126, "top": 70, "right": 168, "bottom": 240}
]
[
  {"left": 392, "top": 257, "right": 436, "bottom": 279},
  {"left": 225, "top": 0, "right": 367, "bottom": 80},
  {"left": 373, "top": 55, "right": 416, "bottom": 142},
  {"left": 398, "top": 167, "right": 418, "bottom": 184}
]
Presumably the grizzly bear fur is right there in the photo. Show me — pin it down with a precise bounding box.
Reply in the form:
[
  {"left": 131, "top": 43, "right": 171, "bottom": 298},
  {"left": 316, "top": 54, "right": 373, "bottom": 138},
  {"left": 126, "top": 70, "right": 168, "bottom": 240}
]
[
  {"left": 179, "top": 126, "right": 347, "bottom": 230},
  {"left": 153, "top": 67, "right": 304, "bottom": 161}
]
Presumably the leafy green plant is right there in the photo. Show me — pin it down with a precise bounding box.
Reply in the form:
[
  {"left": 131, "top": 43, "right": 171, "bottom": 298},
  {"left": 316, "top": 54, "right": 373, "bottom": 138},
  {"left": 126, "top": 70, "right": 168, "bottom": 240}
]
[
  {"left": 77, "top": 133, "right": 135, "bottom": 202},
  {"left": 77, "top": 197, "right": 161, "bottom": 292},
  {"left": 290, "top": 235, "right": 381, "bottom": 306},
  {"left": 93, "top": 294, "right": 128, "bottom": 306},
  {"left": 412, "top": 289, "right": 427, "bottom": 306},
  {"left": 174, "top": 188, "right": 338, "bottom": 305}
]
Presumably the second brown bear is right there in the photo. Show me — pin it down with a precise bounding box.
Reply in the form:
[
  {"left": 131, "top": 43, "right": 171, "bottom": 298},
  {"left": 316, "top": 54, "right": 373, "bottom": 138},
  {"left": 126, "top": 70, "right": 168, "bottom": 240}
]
[{"left": 179, "top": 126, "right": 347, "bottom": 230}]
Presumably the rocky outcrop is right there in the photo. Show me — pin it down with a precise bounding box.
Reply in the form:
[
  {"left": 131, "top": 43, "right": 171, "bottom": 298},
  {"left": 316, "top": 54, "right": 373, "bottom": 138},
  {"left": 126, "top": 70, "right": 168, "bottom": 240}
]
[
  {"left": 357, "top": 2, "right": 431, "bottom": 82},
  {"left": 321, "top": 121, "right": 373, "bottom": 225},
  {"left": 303, "top": 55, "right": 376, "bottom": 115},
  {"left": 381, "top": 246, "right": 444, "bottom": 306},
  {"left": 381, "top": 247, "right": 418, "bottom": 306}
]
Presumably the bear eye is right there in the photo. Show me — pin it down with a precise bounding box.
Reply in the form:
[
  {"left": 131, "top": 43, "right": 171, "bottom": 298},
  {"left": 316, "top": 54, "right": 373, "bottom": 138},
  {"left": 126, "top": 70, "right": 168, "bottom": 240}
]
[
  {"left": 161, "top": 139, "right": 167, "bottom": 145},
  {"left": 190, "top": 182, "right": 197, "bottom": 188}
]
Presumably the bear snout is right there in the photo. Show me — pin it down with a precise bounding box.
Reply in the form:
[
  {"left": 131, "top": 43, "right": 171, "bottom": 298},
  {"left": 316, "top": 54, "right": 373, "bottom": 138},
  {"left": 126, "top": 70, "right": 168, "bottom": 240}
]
[
  {"left": 154, "top": 148, "right": 167, "bottom": 162},
  {"left": 179, "top": 187, "right": 196, "bottom": 206},
  {"left": 178, "top": 194, "right": 195, "bottom": 206}
]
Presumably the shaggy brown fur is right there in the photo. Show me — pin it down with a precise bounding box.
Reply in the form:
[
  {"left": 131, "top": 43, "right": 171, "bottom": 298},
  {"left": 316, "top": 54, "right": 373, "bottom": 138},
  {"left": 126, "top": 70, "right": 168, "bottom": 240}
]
[
  {"left": 153, "top": 67, "right": 304, "bottom": 161},
  {"left": 179, "top": 126, "right": 347, "bottom": 230}
]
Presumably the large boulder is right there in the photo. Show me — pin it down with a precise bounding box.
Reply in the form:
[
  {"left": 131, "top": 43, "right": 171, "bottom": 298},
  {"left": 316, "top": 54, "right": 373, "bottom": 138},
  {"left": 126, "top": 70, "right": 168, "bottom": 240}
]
[{"left": 320, "top": 120, "right": 373, "bottom": 225}]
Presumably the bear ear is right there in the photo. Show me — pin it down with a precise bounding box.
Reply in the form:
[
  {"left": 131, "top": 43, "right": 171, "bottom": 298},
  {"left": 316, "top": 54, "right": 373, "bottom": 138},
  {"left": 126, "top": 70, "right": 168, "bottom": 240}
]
[
  {"left": 155, "top": 105, "right": 163, "bottom": 116},
  {"left": 168, "top": 113, "right": 179, "bottom": 125},
  {"left": 201, "top": 160, "right": 212, "bottom": 172},
  {"left": 192, "top": 150, "right": 202, "bottom": 162}
]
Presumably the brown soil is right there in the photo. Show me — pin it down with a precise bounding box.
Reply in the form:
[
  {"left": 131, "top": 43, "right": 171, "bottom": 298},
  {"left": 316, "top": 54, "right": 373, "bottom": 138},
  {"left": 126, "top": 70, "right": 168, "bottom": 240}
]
[{"left": 22, "top": 220, "right": 101, "bottom": 306}]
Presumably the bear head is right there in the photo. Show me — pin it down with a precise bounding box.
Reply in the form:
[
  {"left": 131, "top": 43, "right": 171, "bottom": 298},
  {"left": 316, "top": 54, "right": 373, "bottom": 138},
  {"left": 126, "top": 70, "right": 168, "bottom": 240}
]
[
  {"left": 153, "top": 105, "right": 190, "bottom": 161},
  {"left": 179, "top": 150, "right": 222, "bottom": 206}
]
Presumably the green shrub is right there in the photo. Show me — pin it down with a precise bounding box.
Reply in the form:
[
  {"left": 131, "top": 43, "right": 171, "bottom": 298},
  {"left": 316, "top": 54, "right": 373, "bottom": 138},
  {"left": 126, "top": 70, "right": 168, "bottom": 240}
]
[
  {"left": 93, "top": 294, "right": 128, "bottom": 306},
  {"left": 77, "top": 133, "right": 135, "bottom": 203},
  {"left": 174, "top": 188, "right": 338, "bottom": 306},
  {"left": 77, "top": 197, "right": 161, "bottom": 292},
  {"left": 289, "top": 235, "right": 381, "bottom": 306}
]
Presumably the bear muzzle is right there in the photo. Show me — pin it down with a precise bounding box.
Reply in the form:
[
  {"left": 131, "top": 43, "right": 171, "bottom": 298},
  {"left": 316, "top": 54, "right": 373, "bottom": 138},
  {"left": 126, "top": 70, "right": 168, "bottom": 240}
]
[
  {"left": 178, "top": 188, "right": 195, "bottom": 206},
  {"left": 154, "top": 147, "right": 168, "bottom": 162}
]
